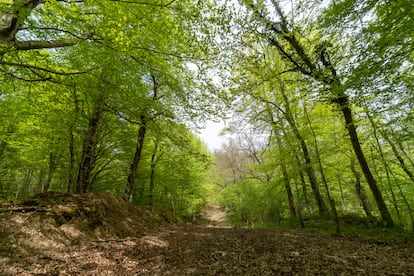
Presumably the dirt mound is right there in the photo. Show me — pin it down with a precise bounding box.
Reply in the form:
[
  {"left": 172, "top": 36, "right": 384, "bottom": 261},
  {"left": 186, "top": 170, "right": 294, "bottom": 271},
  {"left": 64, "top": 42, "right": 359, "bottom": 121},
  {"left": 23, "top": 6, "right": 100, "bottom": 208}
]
[{"left": 0, "top": 192, "right": 176, "bottom": 275}]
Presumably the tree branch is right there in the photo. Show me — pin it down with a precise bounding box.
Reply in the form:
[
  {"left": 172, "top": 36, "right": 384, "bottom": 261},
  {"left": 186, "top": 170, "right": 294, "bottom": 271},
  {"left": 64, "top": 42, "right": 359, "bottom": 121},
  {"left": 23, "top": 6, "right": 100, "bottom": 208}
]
[
  {"left": 18, "top": 27, "right": 98, "bottom": 41},
  {"left": 0, "top": 61, "right": 91, "bottom": 75},
  {"left": 13, "top": 39, "right": 78, "bottom": 50},
  {"left": 108, "top": 0, "right": 176, "bottom": 7},
  {"left": 0, "top": 67, "right": 51, "bottom": 82}
]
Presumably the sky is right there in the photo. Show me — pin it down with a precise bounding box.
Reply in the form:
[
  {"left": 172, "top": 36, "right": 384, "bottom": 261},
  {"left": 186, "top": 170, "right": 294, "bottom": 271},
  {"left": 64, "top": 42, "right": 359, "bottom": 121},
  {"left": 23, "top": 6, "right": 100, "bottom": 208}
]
[{"left": 197, "top": 121, "right": 227, "bottom": 151}]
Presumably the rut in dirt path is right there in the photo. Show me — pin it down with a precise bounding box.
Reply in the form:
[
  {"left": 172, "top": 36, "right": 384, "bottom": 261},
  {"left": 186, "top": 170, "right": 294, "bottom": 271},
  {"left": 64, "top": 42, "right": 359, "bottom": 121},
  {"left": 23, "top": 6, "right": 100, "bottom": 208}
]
[{"left": 200, "top": 203, "right": 232, "bottom": 228}]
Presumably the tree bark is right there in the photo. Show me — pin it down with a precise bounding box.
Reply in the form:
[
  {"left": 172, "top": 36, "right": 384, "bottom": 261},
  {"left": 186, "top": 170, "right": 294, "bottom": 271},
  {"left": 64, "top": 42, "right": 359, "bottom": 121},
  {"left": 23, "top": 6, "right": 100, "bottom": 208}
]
[
  {"left": 382, "top": 132, "right": 414, "bottom": 185},
  {"left": 274, "top": 132, "right": 296, "bottom": 217},
  {"left": 123, "top": 74, "right": 159, "bottom": 202},
  {"left": 76, "top": 92, "right": 105, "bottom": 193},
  {"left": 123, "top": 116, "right": 147, "bottom": 202},
  {"left": 295, "top": 154, "right": 313, "bottom": 215},
  {"left": 0, "top": 0, "right": 41, "bottom": 43},
  {"left": 43, "top": 152, "right": 58, "bottom": 192},
  {"left": 266, "top": 107, "right": 297, "bottom": 218},
  {"left": 302, "top": 98, "right": 333, "bottom": 210},
  {"left": 148, "top": 141, "right": 159, "bottom": 206},
  {"left": 68, "top": 130, "right": 75, "bottom": 193},
  {"left": 281, "top": 92, "right": 327, "bottom": 214},
  {"left": 341, "top": 103, "right": 393, "bottom": 225},
  {"left": 247, "top": 1, "right": 394, "bottom": 225},
  {"left": 350, "top": 158, "right": 373, "bottom": 217}
]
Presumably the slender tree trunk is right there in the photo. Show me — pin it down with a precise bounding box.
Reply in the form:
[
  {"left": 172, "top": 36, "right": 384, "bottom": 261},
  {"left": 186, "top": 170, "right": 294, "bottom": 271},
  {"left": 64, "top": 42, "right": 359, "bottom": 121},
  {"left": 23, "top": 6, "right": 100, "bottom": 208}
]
[
  {"left": 302, "top": 99, "right": 334, "bottom": 209},
  {"left": 76, "top": 92, "right": 105, "bottom": 193},
  {"left": 340, "top": 102, "right": 394, "bottom": 225},
  {"left": 390, "top": 170, "right": 414, "bottom": 230},
  {"left": 123, "top": 74, "right": 159, "bottom": 202},
  {"left": 43, "top": 152, "right": 58, "bottom": 192},
  {"left": 68, "top": 130, "right": 75, "bottom": 193},
  {"left": 293, "top": 179, "right": 305, "bottom": 227},
  {"left": 364, "top": 109, "right": 402, "bottom": 221},
  {"left": 37, "top": 169, "right": 46, "bottom": 193},
  {"left": 286, "top": 115, "right": 327, "bottom": 213},
  {"left": 393, "top": 133, "right": 414, "bottom": 168},
  {"left": 123, "top": 116, "right": 147, "bottom": 202},
  {"left": 275, "top": 135, "right": 296, "bottom": 217},
  {"left": 350, "top": 158, "right": 373, "bottom": 217},
  {"left": 382, "top": 132, "right": 414, "bottom": 185},
  {"left": 256, "top": 2, "right": 392, "bottom": 224},
  {"left": 295, "top": 154, "right": 313, "bottom": 215},
  {"left": 148, "top": 141, "right": 159, "bottom": 206},
  {"left": 267, "top": 109, "right": 297, "bottom": 218},
  {"left": 279, "top": 122, "right": 313, "bottom": 215},
  {"left": 337, "top": 170, "right": 346, "bottom": 213},
  {"left": 280, "top": 87, "right": 327, "bottom": 214}
]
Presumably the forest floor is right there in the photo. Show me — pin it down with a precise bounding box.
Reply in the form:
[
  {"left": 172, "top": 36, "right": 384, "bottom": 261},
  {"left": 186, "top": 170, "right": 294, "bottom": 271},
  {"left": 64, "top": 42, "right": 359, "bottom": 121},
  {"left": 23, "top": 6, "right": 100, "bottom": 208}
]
[{"left": 1, "top": 193, "right": 414, "bottom": 275}]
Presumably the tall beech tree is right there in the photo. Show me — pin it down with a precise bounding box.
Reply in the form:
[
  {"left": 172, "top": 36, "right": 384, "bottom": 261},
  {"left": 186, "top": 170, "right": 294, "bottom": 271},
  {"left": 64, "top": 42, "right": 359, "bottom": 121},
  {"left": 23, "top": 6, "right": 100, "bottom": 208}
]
[{"left": 239, "top": 0, "right": 394, "bottom": 225}]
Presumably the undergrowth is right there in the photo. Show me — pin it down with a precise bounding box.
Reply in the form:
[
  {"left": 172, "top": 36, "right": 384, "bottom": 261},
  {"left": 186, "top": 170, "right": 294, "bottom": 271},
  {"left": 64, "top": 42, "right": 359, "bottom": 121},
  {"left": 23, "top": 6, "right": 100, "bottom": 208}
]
[{"left": 252, "top": 214, "right": 414, "bottom": 244}]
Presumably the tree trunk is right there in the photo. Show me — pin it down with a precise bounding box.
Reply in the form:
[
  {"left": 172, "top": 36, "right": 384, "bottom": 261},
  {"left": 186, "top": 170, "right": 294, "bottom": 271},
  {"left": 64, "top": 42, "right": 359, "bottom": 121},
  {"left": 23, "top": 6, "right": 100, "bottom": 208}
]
[
  {"left": 148, "top": 141, "right": 159, "bottom": 206},
  {"left": 295, "top": 154, "right": 313, "bottom": 215},
  {"left": 302, "top": 98, "right": 334, "bottom": 210},
  {"left": 268, "top": 109, "right": 297, "bottom": 218},
  {"left": 350, "top": 158, "right": 373, "bottom": 217},
  {"left": 276, "top": 136, "right": 296, "bottom": 218},
  {"left": 393, "top": 133, "right": 414, "bottom": 169},
  {"left": 365, "top": 109, "right": 401, "bottom": 221},
  {"left": 293, "top": 179, "right": 305, "bottom": 228},
  {"left": 285, "top": 113, "right": 327, "bottom": 214},
  {"left": 43, "top": 152, "right": 58, "bottom": 192},
  {"left": 340, "top": 102, "right": 394, "bottom": 225},
  {"left": 68, "top": 130, "right": 75, "bottom": 193},
  {"left": 76, "top": 93, "right": 105, "bottom": 193},
  {"left": 248, "top": 1, "right": 392, "bottom": 224},
  {"left": 280, "top": 87, "right": 327, "bottom": 214},
  {"left": 382, "top": 132, "right": 414, "bottom": 185},
  {"left": 123, "top": 116, "right": 147, "bottom": 202}
]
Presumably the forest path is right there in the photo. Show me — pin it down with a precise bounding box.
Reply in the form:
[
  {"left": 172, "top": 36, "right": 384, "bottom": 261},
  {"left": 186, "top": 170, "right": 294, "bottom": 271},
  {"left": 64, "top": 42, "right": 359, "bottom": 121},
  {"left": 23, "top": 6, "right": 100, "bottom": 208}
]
[
  {"left": 4, "top": 224, "right": 414, "bottom": 275},
  {"left": 7, "top": 225, "right": 413, "bottom": 275},
  {"left": 200, "top": 203, "right": 232, "bottom": 228},
  {"left": 2, "top": 194, "right": 414, "bottom": 275}
]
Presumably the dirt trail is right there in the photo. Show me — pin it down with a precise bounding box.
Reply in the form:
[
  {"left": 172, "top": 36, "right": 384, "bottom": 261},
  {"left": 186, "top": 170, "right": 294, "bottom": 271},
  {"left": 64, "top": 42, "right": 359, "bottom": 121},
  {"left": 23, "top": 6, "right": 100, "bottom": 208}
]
[
  {"left": 3, "top": 225, "right": 414, "bottom": 275},
  {"left": 1, "top": 194, "right": 414, "bottom": 275},
  {"left": 200, "top": 203, "right": 232, "bottom": 228}
]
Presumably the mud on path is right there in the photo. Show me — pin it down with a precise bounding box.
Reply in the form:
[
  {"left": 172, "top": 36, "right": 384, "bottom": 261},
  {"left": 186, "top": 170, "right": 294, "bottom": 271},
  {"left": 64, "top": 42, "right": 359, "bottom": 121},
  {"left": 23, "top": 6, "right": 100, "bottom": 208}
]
[{"left": 1, "top": 194, "right": 414, "bottom": 275}]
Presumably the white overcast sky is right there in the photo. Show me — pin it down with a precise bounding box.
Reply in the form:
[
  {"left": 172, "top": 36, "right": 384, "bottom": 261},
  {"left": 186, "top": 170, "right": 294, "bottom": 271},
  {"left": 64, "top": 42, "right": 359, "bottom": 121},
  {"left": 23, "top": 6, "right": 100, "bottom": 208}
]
[{"left": 197, "top": 120, "right": 228, "bottom": 151}]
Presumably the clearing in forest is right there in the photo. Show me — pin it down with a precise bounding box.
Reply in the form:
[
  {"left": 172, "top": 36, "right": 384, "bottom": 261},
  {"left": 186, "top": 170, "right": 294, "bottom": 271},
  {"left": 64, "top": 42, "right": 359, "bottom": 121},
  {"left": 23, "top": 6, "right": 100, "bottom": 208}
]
[{"left": 1, "top": 193, "right": 413, "bottom": 275}]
